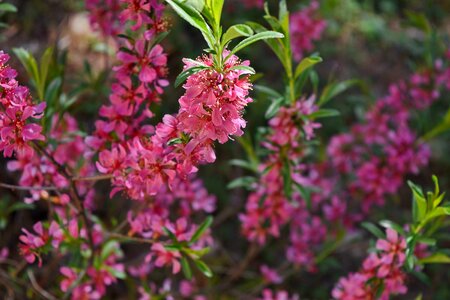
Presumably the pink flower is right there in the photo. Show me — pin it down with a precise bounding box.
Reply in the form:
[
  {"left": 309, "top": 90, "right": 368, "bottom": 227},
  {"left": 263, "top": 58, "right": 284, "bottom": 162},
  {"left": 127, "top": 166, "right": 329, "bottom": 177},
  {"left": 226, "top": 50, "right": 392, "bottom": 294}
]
[
  {"left": 0, "top": 51, "right": 46, "bottom": 158},
  {"left": 148, "top": 243, "right": 181, "bottom": 274},
  {"left": 260, "top": 265, "right": 282, "bottom": 284},
  {"left": 60, "top": 267, "right": 78, "bottom": 292},
  {"left": 166, "top": 218, "right": 192, "bottom": 242},
  {"left": 332, "top": 228, "right": 408, "bottom": 299},
  {"left": 116, "top": 41, "right": 168, "bottom": 90},
  {"left": 86, "top": 0, "right": 123, "bottom": 37},
  {"left": 260, "top": 289, "right": 300, "bottom": 300},
  {"left": 290, "top": 1, "right": 327, "bottom": 61},
  {"left": 177, "top": 53, "right": 253, "bottom": 145},
  {"left": 19, "top": 221, "right": 63, "bottom": 266}
]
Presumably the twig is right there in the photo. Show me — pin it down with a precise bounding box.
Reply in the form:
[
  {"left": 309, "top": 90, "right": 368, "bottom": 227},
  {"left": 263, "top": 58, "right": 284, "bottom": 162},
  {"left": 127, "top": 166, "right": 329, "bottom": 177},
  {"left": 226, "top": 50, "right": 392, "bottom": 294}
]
[
  {"left": 27, "top": 270, "right": 57, "bottom": 300},
  {"left": 62, "top": 269, "right": 86, "bottom": 300},
  {"left": 0, "top": 182, "right": 61, "bottom": 192},
  {"left": 32, "top": 142, "right": 96, "bottom": 265},
  {"left": 106, "top": 232, "right": 156, "bottom": 244},
  {"left": 72, "top": 174, "right": 113, "bottom": 182},
  {"left": 219, "top": 243, "right": 260, "bottom": 290}
]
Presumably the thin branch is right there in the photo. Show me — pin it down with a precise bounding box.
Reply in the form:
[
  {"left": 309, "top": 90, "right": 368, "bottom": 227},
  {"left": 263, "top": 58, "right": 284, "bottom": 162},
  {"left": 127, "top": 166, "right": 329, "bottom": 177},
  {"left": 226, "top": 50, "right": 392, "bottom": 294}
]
[
  {"left": 219, "top": 243, "right": 260, "bottom": 291},
  {"left": 106, "top": 232, "right": 156, "bottom": 244},
  {"left": 27, "top": 270, "right": 58, "bottom": 300},
  {"left": 72, "top": 174, "right": 113, "bottom": 182},
  {"left": 32, "top": 142, "right": 96, "bottom": 265},
  {"left": 0, "top": 182, "right": 62, "bottom": 192}
]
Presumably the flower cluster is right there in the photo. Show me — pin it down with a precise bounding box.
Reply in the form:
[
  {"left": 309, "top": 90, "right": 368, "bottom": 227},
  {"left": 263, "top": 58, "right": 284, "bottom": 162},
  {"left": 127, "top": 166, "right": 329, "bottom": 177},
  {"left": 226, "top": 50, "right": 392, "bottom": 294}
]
[
  {"left": 332, "top": 229, "right": 408, "bottom": 300},
  {"left": 85, "top": 0, "right": 123, "bottom": 37},
  {"left": 240, "top": 97, "right": 325, "bottom": 271},
  {"left": 58, "top": 228, "right": 125, "bottom": 299},
  {"left": 326, "top": 60, "right": 450, "bottom": 213},
  {"left": 19, "top": 221, "right": 62, "bottom": 266},
  {"left": 96, "top": 52, "right": 253, "bottom": 200},
  {"left": 290, "top": 1, "right": 327, "bottom": 61},
  {"left": 260, "top": 289, "right": 300, "bottom": 300},
  {"left": 8, "top": 114, "right": 95, "bottom": 205},
  {"left": 0, "top": 51, "right": 46, "bottom": 158}
]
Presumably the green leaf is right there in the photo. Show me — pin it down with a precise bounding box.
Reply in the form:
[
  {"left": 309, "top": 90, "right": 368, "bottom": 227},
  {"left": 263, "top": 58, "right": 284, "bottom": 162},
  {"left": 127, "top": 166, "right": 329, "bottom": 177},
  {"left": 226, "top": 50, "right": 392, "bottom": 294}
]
[
  {"left": 419, "top": 253, "right": 450, "bottom": 264},
  {"left": 281, "top": 156, "right": 292, "bottom": 198},
  {"left": 182, "top": 247, "right": 210, "bottom": 259},
  {"left": 416, "top": 236, "right": 436, "bottom": 246},
  {"left": 379, "top": 220, "right": 405, "bottom": 235},
  {"left": 181, "top": 257, "right": 192, "bottom": 279},
  {"left": 182, "top": 0, "right": 205, "bottom": 11},
  {"left": 44, "top": 77, "right": 62, "bottom": 108},
  {"left": 227, "top": 176, "right": 256, "bottom": 189},
  {"left": 294, "top": 182, "right": 312, "bottom": 209},
  {"left": 165, "top": 0, "right": 215, "bottom": 47},
  {"left": 182, "top": 58, "right": 210, "bottom": 68},
  {"left": 294, "top": 56, "right": 323, "bottom": 79},
  {"left": 361, "top": 222, "right": 384, "bottom": 239},
  {"left": 406, "top": 11, "right": 431, "bottom": 34},
  {"left": 228, "top": 65, "right": 255, "bottom": 75},
  {"left": 167, "top": 138, "right": 183, "bottom": 146},
  {"left": 422, "top": 206, "right": 450, "bottom": 223},
  {"left": 107, "top": 266, "right": 127, "bottom": 279},
  {"left": 6, "top": 202, "right": 34, "bottom": 214},
  {"left": 229, "top": 159, "right": 257, "bottom": 172},
  {"left": 278, "top": 0, "right": 289, "bottom": 33},
  {"left": 309, "top": 108, "right": 340, "bottom": 119},
  {"left": 265, "top": 97, "right": 284, "bottom": 119},
  {"left": 229, "top": 31, "right": 284, "bottom": 56},
  {"left": 101, "top": 241, "right": 119, "bottom": 261},
  {"left": 0, "top": 3, "right": 17, "bottom": 13},
  {"left": 193, "top": 260, "right": 213, "bottom": 277},
  {"left": 246, "top": 22, "right": 287, "bottom": 71},
  {"left": 39, "top": 47, "right": 54, "bottom": 99},
  {"left": 222, "top": 24, "right": 254, "bottom": 46},
  {"left": 408, "top": 180, "right": 427, "bottom": 222},
  {"left": 318, "top": 79, "right": 359, "bottom": 106},
  {"left": 163, "top": 226, "right": 179, "bottom": 242},
  {"left": 13, "top": 48, "right": 40, "bottom": 90},
  {"left": 410, "top": 270, "right": 431, "bottom": 285},
  {"left": 432, "top": 175, "right": 440, "bottom": 196},
  {"left": 175, "top": 66, "right": 209, "bottom": 87},
  {"left": 164, "top": 244, "right": 182, "bottom": 251},
  {"left": 254, "top": 85, "right": 282, "bottom": 99},
  {"left": 190, "top": 216, "right": 213, "bottom": 244}
]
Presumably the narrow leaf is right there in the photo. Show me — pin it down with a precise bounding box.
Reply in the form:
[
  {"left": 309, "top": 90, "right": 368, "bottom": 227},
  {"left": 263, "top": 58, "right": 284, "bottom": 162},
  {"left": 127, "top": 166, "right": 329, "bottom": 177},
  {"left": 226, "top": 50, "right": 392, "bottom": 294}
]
[
  {"left": 361, "top": 222, "right": 385, "bottom": 239},
  {"left": 0, "top": 3, "right": 17, "bottom": 12},
  {"left": 193, "top": 260, "right": 213, "bottom": 277},
  {"left": 222, "top": 24, "right": 254, "bottom": 46},
  {"left": 190, "top": 216, "right": 213, "bottom": 244},
  {"left": 265, "top": 97, "right": 284, "bottom": 119},
  {"left": 181, "top": 257, "right": 192, "bottom": 279},
  {"left": 230, "top": 31, "right": 284, "bottom": 56},
  {"left": 227, "top": 176, "right": 256, "bottom": 189},
  {"left": 175, "top": 66, "right": 209, "bottom": 87},
  {"left": 294, "top": 56, "right": 323, "bottom": 79},
  {"left": 420, "top": 253, "right": 450, "bottom": 264}
]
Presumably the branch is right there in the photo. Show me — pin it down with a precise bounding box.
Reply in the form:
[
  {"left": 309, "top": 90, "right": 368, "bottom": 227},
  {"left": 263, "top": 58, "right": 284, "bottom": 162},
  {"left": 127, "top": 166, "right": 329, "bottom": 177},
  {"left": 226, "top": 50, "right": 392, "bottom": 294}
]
[
  {"left": 27, "top": 270, "right": 58, "bottom": 300},
  {"left": 0, "top": 182, "right": 61, "bottom": 192},
  {"left": 72, "top": 174, "right": 113, "bottom": 182},
  {"left": 106, "top": 232, "right": 156, "bottom": 244},
  {"left": 32, "top": 142, "right": 96, "bottom": 265}
]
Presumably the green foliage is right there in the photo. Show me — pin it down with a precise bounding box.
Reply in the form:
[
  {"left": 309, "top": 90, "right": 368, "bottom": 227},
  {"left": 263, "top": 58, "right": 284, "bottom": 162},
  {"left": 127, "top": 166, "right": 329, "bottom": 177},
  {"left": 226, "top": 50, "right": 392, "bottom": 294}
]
[
  {"left": 0, "top": 196, "right": 34, "bottom": 230},
  {"left": 162, "top": 216, "right": 214, "bottom": 280}
]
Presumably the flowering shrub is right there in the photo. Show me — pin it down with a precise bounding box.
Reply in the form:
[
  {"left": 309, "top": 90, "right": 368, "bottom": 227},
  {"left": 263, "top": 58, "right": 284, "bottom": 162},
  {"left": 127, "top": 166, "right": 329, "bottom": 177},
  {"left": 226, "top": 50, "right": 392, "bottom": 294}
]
[{"left": 1, "top": 0, "right": 450, "bottom": 299}]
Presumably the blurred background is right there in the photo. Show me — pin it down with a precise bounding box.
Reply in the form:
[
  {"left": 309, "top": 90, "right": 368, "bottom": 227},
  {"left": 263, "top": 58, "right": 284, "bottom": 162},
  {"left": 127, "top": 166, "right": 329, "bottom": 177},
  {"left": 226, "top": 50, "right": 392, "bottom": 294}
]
[{"left": 1, "top": 0, "right": 450, "bottom": 298}]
